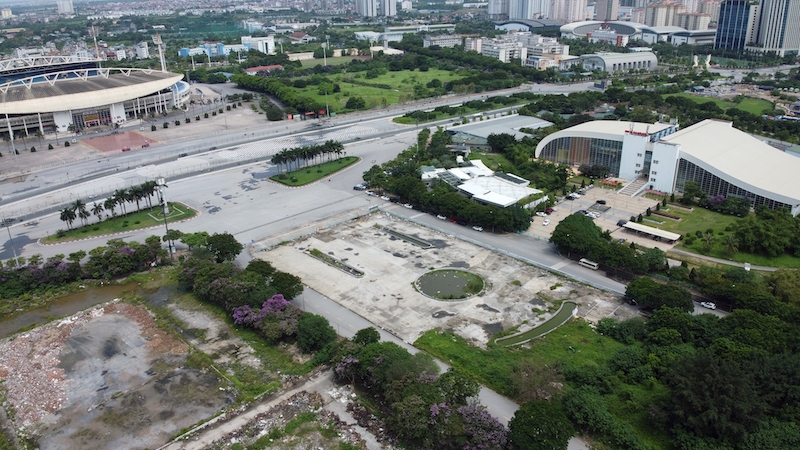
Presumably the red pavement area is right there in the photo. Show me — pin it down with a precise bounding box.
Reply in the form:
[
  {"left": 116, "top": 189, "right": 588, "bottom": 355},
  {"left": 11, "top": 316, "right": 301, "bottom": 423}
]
[{"left": 82, "top": 131, "right": 158, "bottom": 153}]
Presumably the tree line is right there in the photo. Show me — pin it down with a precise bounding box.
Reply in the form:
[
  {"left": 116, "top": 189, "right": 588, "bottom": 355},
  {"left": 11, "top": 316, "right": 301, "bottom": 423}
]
[
  {"left": 271, "top": 140, "right": 345, "bottom": 173},
  {"left": 58, "top": 181, "right": 160, "bottom": 231}
]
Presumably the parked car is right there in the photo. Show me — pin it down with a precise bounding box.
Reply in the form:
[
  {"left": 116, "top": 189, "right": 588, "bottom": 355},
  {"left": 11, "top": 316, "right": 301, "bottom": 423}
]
[
  {"left": 121, "top": 146, "right": 131, "bottom": 152},
  {"left": 380, "top": 195, "right": 390, "bottom": 201},
  {"left": 536, "top": 212, "right": 547, "bottom": 217},
  {"left": 578, "top": 210, "right": 588, "bottom": 215},
  {"left": 596, "top": 199, "right": 607, "bottom": 205},
  {"left": 403, "top": 203, "right": 413, "bottom": 209},
  {"left": 353, "top": 184, "right": 366, "bottom": 191},
  {"left": 578, "top": 189, "right": 587, "bottom": 195},
  {"left": 457, "top": 221, "right": 467, "bottom": 226},
  {"left": 449, "top": 218, "right": 457, "bottom": 223},
  {"left": 587, "top": 212, "right": 600, "bottom": 219},
  {"left": 700, "top": 302, "right": 717, "bottom": 310},
  {"left": 437, "top": 215, "right": 447, "bottom": 220},
  {"left": 565, "top": 195, "right": 575, "bottom": 201},
  {"left": 542, "top": 219, "right": 551, "bottom": 226},
  {"left": 365, "top": 190, "right": 377, "bottom": 196},
  {"left": 178, "top": 153, "right": 188, "bottom": 158},
  {"left": 545, "top": 208, "right": 555, "bottom": 214},
  {"left": 617, "top": 219, "right": 628, "bottom": 227},
  {"left": 472, "top": 226, "right": 483, "bottom": 232},
  {"left": 141, "top": 141, "right": 150, "bottom": 148}
]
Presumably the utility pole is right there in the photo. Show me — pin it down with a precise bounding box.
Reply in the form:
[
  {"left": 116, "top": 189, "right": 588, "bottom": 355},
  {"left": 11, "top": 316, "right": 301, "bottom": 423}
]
[
  {"left": 156, "top": 178, "right": 173, "bottom": 260},
  {"left": 2, "top": 218, "right": 19, "bottom": 266}
]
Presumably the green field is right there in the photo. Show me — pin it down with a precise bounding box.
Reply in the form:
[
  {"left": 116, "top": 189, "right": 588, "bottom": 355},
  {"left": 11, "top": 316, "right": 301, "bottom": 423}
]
[
  {"left": 270, "top": 156, "right": 358, "bottom": 186},
  {"left": 299, "top": 56, "right": 359, "bottom": 68},
  {"left": 662, "top": 93, "right": 773, "bottom": 115},
  {"left": 495, "top": 301, "right": 577, "bottom": 346},
  {"left": 297, "top": 68, "right": 464, "bottom": 113},
  {"left": 46, "top": 202, "right": 195, "bottom": 243}
]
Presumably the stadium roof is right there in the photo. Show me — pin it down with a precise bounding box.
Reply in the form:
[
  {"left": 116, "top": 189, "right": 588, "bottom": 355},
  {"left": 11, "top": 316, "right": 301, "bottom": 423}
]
[
  {"left": 0, "top": 68, "right": 184, "bottom": 115},
  {"left": 454, "top": 114, "right": 553, "bottom": 140},
  {"left": 458, "top": 176, "right": 541, "bottom": 208},
  {"left": 659, "top": 119, "right": 800, "bottom": 207}
]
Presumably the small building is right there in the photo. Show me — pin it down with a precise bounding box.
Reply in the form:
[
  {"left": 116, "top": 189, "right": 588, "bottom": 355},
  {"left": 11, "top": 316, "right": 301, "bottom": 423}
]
[
  {"left": 580, "top": 51, "right": 658, "bottom": 74},
  {"left": 423, "top": 34, "right": 463, "bottom": 48},
  {"left": 245, "top": 65, "right": 283, "bottom": 75}
]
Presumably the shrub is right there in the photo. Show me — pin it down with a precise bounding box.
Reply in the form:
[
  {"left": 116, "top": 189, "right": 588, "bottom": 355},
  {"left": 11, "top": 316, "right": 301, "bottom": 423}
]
[
  {"left": 212, "top": 111, "right": 217, "bottom": 116},
  {"left": 48, "top": 143, "right": 54, "bottom": 150},
  {"left": 56, "top": 229, "right": 67, "bottom": 238},
  {"left": 278, "top": 173, "right": 288, "bottom": 179},
  {"left": 196, "top": 115, "right": 201, "bottom": 121},
  {"left": 30, "top": 146, "right": 36, "bottom": 152},
  {"left": 219, "top": 108, "right": 223, "bottom": 113},
  {"left": 64, "top": 142, "right": 70, "bottom": 147},
  {"left": 151, "top": 125, "right": 157, "bottom": 131},
  {"left": 134, "top": 220, "right": 140, "bottom": 224},
  {"left": 163, "top": 122, "right": 169, "bottom": 129},
  {"left": 174, "top": 120, "right": 181, "bottom": 126},
  {"left": 226, "top": 105, "right": 231, "bottom": 111},
  {"left": 93, "top": 226, "right": 100, "bottom": 231},
  {"left": 185, "top": 118, "right": 191, "bottom": 123},
  {"left": 204, "top": 113, "right": 209, "bottom": 118},
  {"left": 290, "top": 176, "right": 298, "bottom": 182}
]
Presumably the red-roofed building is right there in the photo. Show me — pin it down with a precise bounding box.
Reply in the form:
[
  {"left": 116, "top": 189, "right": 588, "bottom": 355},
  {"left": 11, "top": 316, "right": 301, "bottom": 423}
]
[{"left": 244, "top": 65, "right": 284, "bottom": 75}]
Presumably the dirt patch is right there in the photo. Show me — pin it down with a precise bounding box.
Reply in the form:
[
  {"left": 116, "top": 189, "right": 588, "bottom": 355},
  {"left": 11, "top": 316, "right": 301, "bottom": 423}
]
[
  {"left": 82, "top": 131, "right": 157, "bottom": 153},
  {"left": 0, "top": 301, "right": 233, "bottom": 449},
  {"left": 257, "top": 214, "right": 636, "bottom": 347}
]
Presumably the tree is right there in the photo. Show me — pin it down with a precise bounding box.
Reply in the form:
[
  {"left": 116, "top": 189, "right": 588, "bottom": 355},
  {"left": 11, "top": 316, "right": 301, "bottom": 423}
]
[
  {"left": 549, "top": 213, "right": 603, "bottom": 257},
  {"left": 205, "top": 232, "right": 243, "bottom": 263},
  {"left": 270, "top": 271, "right": 303, "bottom": 299},
  {"left": 353, "top": 327, "right": 381, "bottom": 346},
  {"left": 486, "top": 133, "right": 517, "bottom": 155},
  {"left": 509, "top": 400, "right": 574, "bottom": 450},
  {"left": 180, "top": 231, "right": 210, "bottom": 249},
  {"left": 296, "top": 313, "right": 337, "bottom": 353},
  {"left": 60, "top": 207, "right": 77, "bottom": 230},
  {"left": 91, "top": 202, "right": 104, "bottom": 223},
  {"left": 725, "top": 235, "right": 739, "bottom": 257},
  {"left": 345, "top": 96, "right": 366, "bottom": 110}
]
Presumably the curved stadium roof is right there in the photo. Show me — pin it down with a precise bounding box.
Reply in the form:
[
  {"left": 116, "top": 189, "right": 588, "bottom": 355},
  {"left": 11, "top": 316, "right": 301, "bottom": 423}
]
[
  {"left": 0, "top": 68, "right": 183, "bottom": 115},
  {"left": 561, "top": 21, "right": 646, "bottom": 37}
]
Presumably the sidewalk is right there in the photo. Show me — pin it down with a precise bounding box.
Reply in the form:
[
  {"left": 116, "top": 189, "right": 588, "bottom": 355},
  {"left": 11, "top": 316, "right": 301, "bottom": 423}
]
[{"left": 668, "top": 248, "right": 779, "bottom": 272}]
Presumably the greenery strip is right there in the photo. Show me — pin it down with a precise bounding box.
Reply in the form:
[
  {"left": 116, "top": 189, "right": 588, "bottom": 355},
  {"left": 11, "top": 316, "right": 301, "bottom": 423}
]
[
  {"left": 380, "top": 226, "right": 433, "bottom": 249},
  {"left": 495, "top": 300, "right": 577, "bottom": 346}
]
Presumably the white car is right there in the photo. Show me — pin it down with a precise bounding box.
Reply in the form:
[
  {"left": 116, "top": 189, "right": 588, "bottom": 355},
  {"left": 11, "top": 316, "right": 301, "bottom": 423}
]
[
  {"left": 587, "top": 212, "right": 600, "bottom": 219},
  {"left": 536, "top": 212, "right": 547, "bottom": 217},
  {"left": 700, "top": 301, "right": 717, "bottom": 310},
  {"left": 472, "top": 226, "right": 483, "bottom": 232},
  {"left": 380, "top": 195, "right": 390, "bottom": 201},
  {"left": 365, "top": 190, "right": 377, "bottom": 196},
  {"left": 542, "top": 219, "right": 551, "bottom": 226},
  {"left": 403, "top": 203, "right": 413, "bottom": 209},
  {"left": 437, "top": 215, "right": 447, "bottom": 220}
]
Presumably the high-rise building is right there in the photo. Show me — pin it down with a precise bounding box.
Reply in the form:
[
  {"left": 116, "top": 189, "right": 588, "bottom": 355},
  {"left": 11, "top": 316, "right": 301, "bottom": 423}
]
[
  {"left": 509, "top": 0, "right": 550, "bottom": 19},
  {"left": 357, "top": 0, "right": 377, "bottom": 17},
  {"left": 715, "top": 0, "right": 760, "bottom": 50},
  {"left": 697, "top": 0, "right": 722, "bottom": 23},
  {"left": 645, "top": 2, "right": 686, "bottom": 26},
  {"left": 550, "top": 0, "right": 589, "bottom": 23},
  {"left": 595, "top": 0, "right": 620, "bottom": 20},
  {"left": 382, "top": 0, "right": 397, "bottom": 16},
  {"left": 488, "top": 0, "right": 509, "bottom": 19},
  {"left": 56, "top": 0, "right": 74, "bottom": 14},
  {"left": 136, "top": 42, "right": 150, "bottom": 59},
  {"left": 750, "top": 0, "right": 800, "bottom": 56},
  {"left": 1, "top": 8, "right": 12, "bottom": 19},
  {"left": 675, "top": 12, "right": 711, "bottom": 29}
]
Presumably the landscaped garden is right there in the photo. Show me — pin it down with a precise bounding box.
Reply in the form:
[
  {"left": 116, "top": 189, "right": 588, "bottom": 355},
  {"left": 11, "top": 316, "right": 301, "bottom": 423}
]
[
  {"left": 47, "top": 201, "right": 195, "bottom": 243},
  {"left": 494, "top": 300, "right": 577, "bottom": 346},
  {"left": 662, "top": 93, "right": 774, "bottom": 115},
  {"left": 270, "top": 156, "right": 358, "bottom": 186},
  {"left": 415, "top": 269, "right": 484, "bottom": 300}
]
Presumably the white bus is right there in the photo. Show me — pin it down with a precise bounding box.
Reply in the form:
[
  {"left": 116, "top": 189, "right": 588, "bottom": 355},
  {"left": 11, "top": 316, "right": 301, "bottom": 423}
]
[{"left": 578, "top": 258, "right": 599, "bottom": 270}]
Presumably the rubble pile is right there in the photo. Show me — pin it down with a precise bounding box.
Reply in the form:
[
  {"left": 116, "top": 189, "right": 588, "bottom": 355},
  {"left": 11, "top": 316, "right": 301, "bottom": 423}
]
[
  {"left": 346, "top": 401, "right": 394, "bottom": 444},
  {"left": 0, "top": 308, "right": 103, "bottom": 428},
  {"left": 104, "top": 303, "right": 188, "bottom": 355}
]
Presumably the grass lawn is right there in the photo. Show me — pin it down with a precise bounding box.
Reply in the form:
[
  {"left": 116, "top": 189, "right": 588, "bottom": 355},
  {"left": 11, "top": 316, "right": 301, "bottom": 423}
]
[
  {"left": 270, "top": 156, "right": 358, "bottom": 186},
  {"left": 662, "top": 93, "right": 772, "bottom": 115},
  {"left": 299, "top": 56, "right": 359, "bottom": 68},
  {"left": 650, "top": 204, "right": 739, "bottom": 236},
  {"left": 470, "top": 151, "right": 515, "bottom": 172},
  {"left": 495, "top": 301, "right": 577, "bottom": 346},
  {"left": 296, "top": 68, "right": 464, "bottom": 114},
  {"left": 45, "top": 202, "right": 195, "bottom": 244},
  {"left": 415, "top": 320, "right": 671, "bottom": 448}
]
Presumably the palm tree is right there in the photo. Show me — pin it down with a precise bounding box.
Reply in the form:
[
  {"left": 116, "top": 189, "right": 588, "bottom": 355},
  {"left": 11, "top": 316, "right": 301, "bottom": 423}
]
[
  {"left": 91, "top": 202, "right": 104, "bottom": 223},
  {"left": 60, "top": 207, "right": 76, "bottom": 230},
  {"left": 702, "top": 232, "right": 715, "bottom": 253},
  {"left": 73, "top": 199, "right": 89, "bottom": 227},
  {"left": 129, "top": 185, "right": 145, "bottom": 212},
  {"left": 725, "top": 235, "right": 739, "bottom": 257},
  {"left": 141, "top": 181, "right": 157, "bottom": 208},
  {"left": 113, "top": 189, "right": 129, "bottom": 216},
  {"left": 104, "top": 197, "right": 117, "bottom": 218}
]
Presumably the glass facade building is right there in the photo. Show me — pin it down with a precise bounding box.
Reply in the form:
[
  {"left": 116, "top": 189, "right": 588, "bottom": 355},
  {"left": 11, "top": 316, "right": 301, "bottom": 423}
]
[
  {"left": 537, "top": 136, "right": 624, "bottom": 174},
  {"left": 675, "top": 159, "right": 793, "bottom": 211},
  {"left": 715, "top": 0, "right": 755, "bottom": 50}
]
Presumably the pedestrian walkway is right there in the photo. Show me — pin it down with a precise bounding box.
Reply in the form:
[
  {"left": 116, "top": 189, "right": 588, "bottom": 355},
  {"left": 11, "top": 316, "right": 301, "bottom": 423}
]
[{"left": 668, "top": 248, "right": 779, "bottom": 272}]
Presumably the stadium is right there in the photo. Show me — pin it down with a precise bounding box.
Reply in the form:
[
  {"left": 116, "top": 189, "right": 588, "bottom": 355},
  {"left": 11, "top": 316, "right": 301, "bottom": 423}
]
[{"left": 0, "top": 55, "right": 187, "bottom": 142}]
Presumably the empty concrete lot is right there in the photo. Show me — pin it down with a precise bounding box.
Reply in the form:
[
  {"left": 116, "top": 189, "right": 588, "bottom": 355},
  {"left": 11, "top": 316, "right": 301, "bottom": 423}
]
[{"left": 257, "top": 213, "right": 635, "bottom": 347}]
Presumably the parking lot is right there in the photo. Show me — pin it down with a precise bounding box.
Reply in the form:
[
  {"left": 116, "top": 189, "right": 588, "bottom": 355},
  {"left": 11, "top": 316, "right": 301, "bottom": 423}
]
[{"left": 528, "top": 184, "right": 678, "bottom": 251}]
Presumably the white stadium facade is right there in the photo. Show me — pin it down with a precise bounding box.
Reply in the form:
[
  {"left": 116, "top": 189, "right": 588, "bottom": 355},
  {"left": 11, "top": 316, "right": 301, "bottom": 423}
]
[
  {"left": 535, "top": 119, "right": 800, "bottom": 216},
  {"left": 0, "top": 56, "right": 187, "bottom": 139}
]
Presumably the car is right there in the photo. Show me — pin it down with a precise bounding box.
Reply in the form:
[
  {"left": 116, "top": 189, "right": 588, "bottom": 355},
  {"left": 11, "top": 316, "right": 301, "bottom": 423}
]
[
  {"left": 536, "top": 212, "right": 547, "bottom": 217},
  {"left": 365, "top": 190, "right": 377, "bottom": 196},
  {"left": 570, "top": 193, "right": 581, "bottom": 198},
  {"left": 578, "top": 189, "right": 587, "bottom": 195},
  {"left": 587, "top": 212, "right": 600, "bottom": 219},
  {"left": 565, "top": 195, "right": 575, "bottom": 201},
  {"left": 403, "top": 203, "right": 413, "bottom": 209},
  {"left": 178, "top": 153, "right": 188, "bottom": 158},
  {"left": 700, "top": 302, "right": 717, "bottom": 310},
  {"left": 578, "top": 210, "right": 588, "bottom": 215},
  {"left": 617, "top": 219, "right": 628, "bottom": 227},
  {"left": 457, "top": 221, "right": 467, "bottom": 226},
  {"left": 545, "top": 208, "right": 554, "bottom": 214},
  {"left": 380, "top": 195, "right": 390, "bottom": 201},
  {"left": 353, "top": 184, "right": 366, "bottom": 191},
  {"left": 542, "top": 219, "right": 551, "bottom": 226},
  {"left": 141, "top": 141, "right": 150, "bottom": 148},
  {"left": 449, "top": 218, "right": 457, "bottom": 223},
  {"left": 596, "top": 199, "right": 607, "bottom": 205},
  {"left": 437, "top": 215, "right": 447, "bottom": 220},
  {"left": 472, "top": 226, "right": 483, "bottom": 232},
  {"left": 371, "top": 159, "right": 376, "bottom": 163},
  {"left": 121, "top": 146, "right": 131, "bottom": 152}
]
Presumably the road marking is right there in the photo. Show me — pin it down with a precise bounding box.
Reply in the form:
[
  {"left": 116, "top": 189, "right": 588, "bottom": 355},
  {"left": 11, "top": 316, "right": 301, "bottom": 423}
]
[{"left": 410, "top": 213, "right": 426, "bottom": 219}]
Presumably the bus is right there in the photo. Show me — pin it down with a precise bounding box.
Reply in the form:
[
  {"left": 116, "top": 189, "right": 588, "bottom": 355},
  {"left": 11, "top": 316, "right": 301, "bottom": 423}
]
[{"left": 578, "top": 258, "right": 599, "bottom": 270}]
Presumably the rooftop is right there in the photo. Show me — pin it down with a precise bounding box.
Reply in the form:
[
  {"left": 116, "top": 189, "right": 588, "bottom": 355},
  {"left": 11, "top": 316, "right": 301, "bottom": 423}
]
[
  {"left": 556, "top": 120, "right": 673, "bottom": 136},
  {"left": 660, "top": 119, "right": 800, "bottom": 205},
  {"left": 453, "top": 114, "right": 552, "bottom": 140},
  {"left": 458, "top": 176, "right": 542, "bottom": 208}
]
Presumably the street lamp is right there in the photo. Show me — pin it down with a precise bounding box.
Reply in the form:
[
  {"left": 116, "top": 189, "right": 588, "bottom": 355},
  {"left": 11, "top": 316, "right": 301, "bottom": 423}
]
[
  {"left": 156, "top": 178, "right": 174, "bottom": 260},
  {"left": 2, "top": 218, "right": 19, "bottom": 266}
]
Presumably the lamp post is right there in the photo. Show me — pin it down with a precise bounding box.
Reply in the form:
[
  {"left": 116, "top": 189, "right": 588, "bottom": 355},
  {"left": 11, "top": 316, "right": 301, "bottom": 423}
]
[
  {"left": 324, "top": 86, "right": 330, "bottom": 118},
  {"left": 2, "top": 218, "right": 19, "bottom": 266},
  {"left": 156, "top": 178, "right": 174, "bottom": 260}
]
